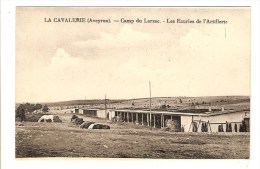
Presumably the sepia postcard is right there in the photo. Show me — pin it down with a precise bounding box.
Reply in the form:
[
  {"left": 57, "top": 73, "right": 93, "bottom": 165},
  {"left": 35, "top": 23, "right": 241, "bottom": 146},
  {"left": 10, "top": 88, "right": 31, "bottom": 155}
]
[{"left": 15, "top": 7, "right": 250, "bottom": 160}]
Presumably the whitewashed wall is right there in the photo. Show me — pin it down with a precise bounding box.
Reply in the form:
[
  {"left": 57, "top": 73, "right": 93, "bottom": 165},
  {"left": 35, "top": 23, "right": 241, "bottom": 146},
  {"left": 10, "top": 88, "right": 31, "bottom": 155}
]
[
  {"left": 182, "top": 112, "right": 249, "bottom": 132},
  {"left": 193, "top": 111, "right": 248, "bottom": 123},
  {"left": 181, "top": 116, "right": 193, "bottom": 132},
  {"left": 79, "top": 109, "right": 84, "bottom": 114},
  {"left": 96, "top": 110, "right": 106, "bottom": 118},
  {"left": 108, "top": 110, "right": 115, "bottom": 120}
]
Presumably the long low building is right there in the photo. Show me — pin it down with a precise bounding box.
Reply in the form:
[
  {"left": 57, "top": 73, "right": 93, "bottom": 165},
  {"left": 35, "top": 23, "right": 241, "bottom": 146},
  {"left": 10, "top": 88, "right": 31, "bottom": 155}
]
[
  {"left": 75, "top": 108, "right": 107, "bottom": 119},
  {"left": 75, "top": 107, "right": 250, "bottom": 133},
  {"left": 109, "top": 108, "right": 250, "bottom": 133}
]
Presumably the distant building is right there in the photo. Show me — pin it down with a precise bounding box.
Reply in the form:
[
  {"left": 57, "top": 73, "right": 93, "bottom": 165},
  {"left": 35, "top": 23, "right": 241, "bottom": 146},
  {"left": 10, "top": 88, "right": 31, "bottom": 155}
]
[{"left": 77, "top": 108, "right": 107, "bottom": 119}]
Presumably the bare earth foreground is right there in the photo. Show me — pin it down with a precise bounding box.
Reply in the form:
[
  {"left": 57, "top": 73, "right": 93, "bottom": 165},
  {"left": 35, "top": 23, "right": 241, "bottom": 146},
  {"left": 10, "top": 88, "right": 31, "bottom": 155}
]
[{"left": 16, "top": 114, "right": 249, "bottom": 159}]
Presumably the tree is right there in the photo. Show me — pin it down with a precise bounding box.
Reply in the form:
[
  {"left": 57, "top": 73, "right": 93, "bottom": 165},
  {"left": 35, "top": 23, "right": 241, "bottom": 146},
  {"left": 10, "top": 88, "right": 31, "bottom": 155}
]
[
  {"left": 16, "top": 103, "right": 43, "bottom": 114},
  {"left": 34, "top": 103, "right": 42, "bottom": 111},
  {"left": 23, "top": 103, "right": 34, "bottom": 112},
  {"left": 16, "top": 104, "right": 26, "bottom": 122},
  {"left": 42, "top": 104, "right": 49, "bottom": 112}
]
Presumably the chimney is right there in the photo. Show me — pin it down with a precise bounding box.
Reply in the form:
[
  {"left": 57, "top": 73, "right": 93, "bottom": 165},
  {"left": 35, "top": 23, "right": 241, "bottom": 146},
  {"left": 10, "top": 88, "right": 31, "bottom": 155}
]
[
  {"left": 208, "top": 106, "right": 212, "bottom": 112},
  {"left": 221, "top": 107, "right": 224, "bottom": 112}
]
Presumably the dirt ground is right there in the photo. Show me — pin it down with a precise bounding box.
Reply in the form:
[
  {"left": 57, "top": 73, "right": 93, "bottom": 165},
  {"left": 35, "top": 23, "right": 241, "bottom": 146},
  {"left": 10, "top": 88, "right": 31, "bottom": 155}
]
[{"left": 15, "top": 114, "right": 250, "bottom": 159}]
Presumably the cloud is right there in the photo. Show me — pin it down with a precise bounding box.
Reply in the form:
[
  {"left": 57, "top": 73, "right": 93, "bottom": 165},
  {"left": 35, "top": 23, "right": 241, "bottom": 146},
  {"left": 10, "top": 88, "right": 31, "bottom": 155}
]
[{"left": 48, "top": 48, "right": 84, "bottom": 71}]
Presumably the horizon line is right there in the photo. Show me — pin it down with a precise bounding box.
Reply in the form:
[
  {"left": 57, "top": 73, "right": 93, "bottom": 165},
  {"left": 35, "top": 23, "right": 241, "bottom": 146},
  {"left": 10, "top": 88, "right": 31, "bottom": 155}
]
[{"left": 15, "top": 95, "right": 250, "bottom": 104}]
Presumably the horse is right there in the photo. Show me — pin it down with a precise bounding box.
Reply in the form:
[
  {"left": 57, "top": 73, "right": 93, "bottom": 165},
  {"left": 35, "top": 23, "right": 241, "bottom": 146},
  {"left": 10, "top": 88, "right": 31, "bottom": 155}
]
[
  {"left": 71, "top": 115, "right": 79, "bottom": 122},
  {"left": 80, "top": 121, "right": 95, "bottom": 129},
  {"left": 88, "top": 123, "right": 95, "bottom": 129},
  {"left": 38, "top": 115, "right": 54, "bottom": 122},
  {"left": 92, "top": 124, "right": 110, "bottom": 129}
]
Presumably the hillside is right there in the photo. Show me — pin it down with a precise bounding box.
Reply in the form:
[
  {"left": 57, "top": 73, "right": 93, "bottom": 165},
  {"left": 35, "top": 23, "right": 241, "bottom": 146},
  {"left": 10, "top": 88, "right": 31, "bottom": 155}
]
[
  {"left": 35, "top": 96, "right": 250, "bottom": 112},
  {"left": 105, "top": 96, "right": 250, "bottom": 111},
  {"left": 42, "top": 99, "right": 127, "bottom": 107},
  {"left": 16, "top": 96, "right": 250, "bottom": 112}
]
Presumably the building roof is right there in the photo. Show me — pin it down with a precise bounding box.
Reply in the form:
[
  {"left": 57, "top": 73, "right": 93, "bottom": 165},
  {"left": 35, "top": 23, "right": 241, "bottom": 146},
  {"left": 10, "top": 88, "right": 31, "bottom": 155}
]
[
  {"left": 81, "top": 108, "right": 101, "bottom": 111},
  {"left": 111, "top": 109, "right": 249, "bottom": 117}
]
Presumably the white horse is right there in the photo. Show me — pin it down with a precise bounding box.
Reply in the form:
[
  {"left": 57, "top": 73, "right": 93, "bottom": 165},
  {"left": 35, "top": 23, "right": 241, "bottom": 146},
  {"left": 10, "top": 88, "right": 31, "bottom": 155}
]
[
  {"left": 38, "top": 115, "right": 54, "bottom": 122},
  {"left": 88, "top": 123, "right": 95, "bottom": 129}
]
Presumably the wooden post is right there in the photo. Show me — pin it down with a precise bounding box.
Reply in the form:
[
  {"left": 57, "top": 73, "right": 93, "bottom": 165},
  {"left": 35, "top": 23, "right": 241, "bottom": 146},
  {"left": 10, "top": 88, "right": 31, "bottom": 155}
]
[
  {"left": 197, "top": 120, "right": 201, "bottom": 132},
  {"left": 136, "top": 113, "right": 139, "bottom": 124},
  {"left": 125, "top": 112, "right": 127, "bottom": 122},
  {"left": 188, "top": 121, "right": 192, "bottom": 132},
  {"left": 208, "top": 120, "right": 212, "bottom": 132},
  {"left": 147, "top": 113, "right": 149, "bottom": 126},
  {"left": 149, "top": 81, "right": 152, "bottom": 128},
  {"left": 163, "top": 115, "right": 164, "bottom": 127},
  {"left": 161, "top": 114, "right": 163, "bottom": 128},
  {"left": 142, "top": 113, "right": 144, "bottom": 125},
  {"left": 131, "top": 113, "right": 134, "bottom": 123},
  {"left": 153, "top": 114, "right": 156, "bottom": 128},
  {"left": 127, "top": 112, "right": 129, "bottom": 123}
]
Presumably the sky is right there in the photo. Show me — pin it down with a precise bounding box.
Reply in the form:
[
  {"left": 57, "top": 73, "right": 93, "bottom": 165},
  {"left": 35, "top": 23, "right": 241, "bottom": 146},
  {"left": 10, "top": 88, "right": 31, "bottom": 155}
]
[{"left": 16, "top": 7, "right": 250, "bottom": 103}]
